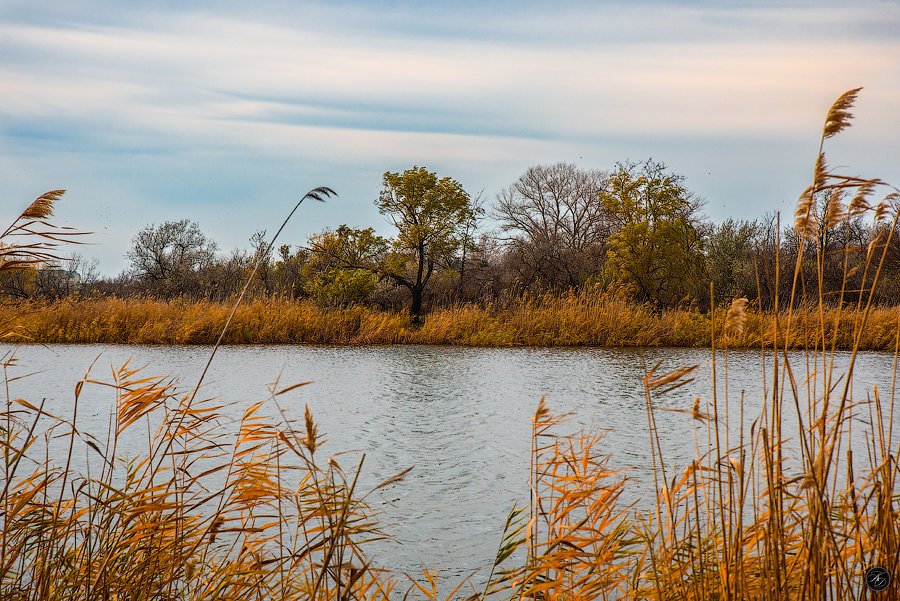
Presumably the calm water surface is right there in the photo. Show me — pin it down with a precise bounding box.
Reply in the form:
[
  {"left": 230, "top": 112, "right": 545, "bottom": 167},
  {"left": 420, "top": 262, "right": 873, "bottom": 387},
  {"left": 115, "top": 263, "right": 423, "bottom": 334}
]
[{"left": 2, "top": 344, "right": 898, "bottom": 585}]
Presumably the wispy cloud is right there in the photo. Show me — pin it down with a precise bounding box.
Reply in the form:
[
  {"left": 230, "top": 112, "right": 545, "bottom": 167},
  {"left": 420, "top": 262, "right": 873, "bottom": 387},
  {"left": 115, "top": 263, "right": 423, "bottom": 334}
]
[{"left": 2, "top": 1, "right": 898, "bottom": 273}]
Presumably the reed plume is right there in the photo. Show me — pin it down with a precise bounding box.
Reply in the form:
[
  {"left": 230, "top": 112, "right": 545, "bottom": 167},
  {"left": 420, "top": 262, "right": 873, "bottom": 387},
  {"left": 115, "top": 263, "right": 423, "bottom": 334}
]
[
  {"left": 823, "top": 86, "right": 862, "bottom": 139},
  {"left": 20, "top": 189, "right": 63, "bottom": 220},
  {"left": 0, "top": 189, "right": 85, "bottom": 274},
  {"left": 482, "top": 86, "right": 900, "bottom": 601},
  {"left": 723, "top": 297, "right": 748, "bottom": 336},
  {"left": 822, "top": 188, "right": 844, "bottom": 228},
  {"left": 303, "top": 403, "right": 318, "bottom": 454},
  {"left": 794, "top": 186, "right": 816, "bottom": 240}
]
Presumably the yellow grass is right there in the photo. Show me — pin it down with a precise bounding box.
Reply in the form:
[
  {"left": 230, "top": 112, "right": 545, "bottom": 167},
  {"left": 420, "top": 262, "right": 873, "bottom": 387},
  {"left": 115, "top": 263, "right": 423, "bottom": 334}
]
[{"left": 4, "top": 288, "right": 900, "bottom": 350}]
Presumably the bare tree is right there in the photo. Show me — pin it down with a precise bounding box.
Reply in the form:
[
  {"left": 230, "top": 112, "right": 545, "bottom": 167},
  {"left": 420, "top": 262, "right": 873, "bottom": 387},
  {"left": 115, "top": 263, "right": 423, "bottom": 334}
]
[
  {"left": 457, "top": 191, "right": 486, "bottom": 297},
  {"left": 127, "top": 219, "right": 218, "bottom": 294},
  {"left": 494, "top": 163, "right": 611, "bottom": 290},
  {"left": 34, "top": 254, "right": 99, "bottom": 298}
]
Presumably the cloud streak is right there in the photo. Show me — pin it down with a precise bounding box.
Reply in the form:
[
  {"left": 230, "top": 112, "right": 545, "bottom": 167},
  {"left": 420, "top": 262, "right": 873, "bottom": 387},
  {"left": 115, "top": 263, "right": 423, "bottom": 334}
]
[{"left": 2, "top": 1, "right": 898, "bottom": 273}]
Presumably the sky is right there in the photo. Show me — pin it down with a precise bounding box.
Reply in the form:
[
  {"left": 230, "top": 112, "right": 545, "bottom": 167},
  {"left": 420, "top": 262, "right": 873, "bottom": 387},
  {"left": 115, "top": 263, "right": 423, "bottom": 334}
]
[{"left": 3, "top": 0, "right": 899, "bottom": 276}]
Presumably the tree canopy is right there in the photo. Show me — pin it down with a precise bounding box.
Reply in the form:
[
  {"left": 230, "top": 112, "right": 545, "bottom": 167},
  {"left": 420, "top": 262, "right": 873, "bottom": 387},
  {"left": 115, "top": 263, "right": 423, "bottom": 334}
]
[
  {"left": 127, "top": 219, "right": 217, "bottom": 287},
  {"left": 376, "top": 166, "right": 474, "bottom": 317},
  {"left": 43, "top": 148, "right": 900, "bottom": 311},
  {"left": 495, "top": 163, "right": 610, "bottom": 290},
  {"left": 602, "top": 160, "right": 705, "bottom": 306}
]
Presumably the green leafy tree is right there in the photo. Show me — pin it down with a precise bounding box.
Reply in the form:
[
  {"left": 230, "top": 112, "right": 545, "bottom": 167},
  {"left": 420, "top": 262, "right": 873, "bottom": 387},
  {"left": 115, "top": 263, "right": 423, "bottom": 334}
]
[
  {"left": 377, "top": 166, "right": 474, "bottom": 318},
  {"left": 308, "top": 225, "right": 388, "bottom": 271},
  {"left": 306, "top": 268, "right": 380, "bottom": 306},
  {"left": 306, "top": 225, "right": 388, "bottom": 305},
  {"left": 602, "top": 160, "right": 705, "bottom": 306}
]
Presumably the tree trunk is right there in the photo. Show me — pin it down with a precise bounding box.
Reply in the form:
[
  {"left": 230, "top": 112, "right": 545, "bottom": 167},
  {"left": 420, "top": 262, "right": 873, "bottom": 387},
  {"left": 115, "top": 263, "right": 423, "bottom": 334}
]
[{"left": 410, "top": 286, "right": 423, "bottom": 320}]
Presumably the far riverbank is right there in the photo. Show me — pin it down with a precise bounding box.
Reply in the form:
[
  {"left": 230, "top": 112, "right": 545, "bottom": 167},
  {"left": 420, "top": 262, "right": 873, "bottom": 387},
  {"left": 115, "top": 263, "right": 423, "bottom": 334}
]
[{"left": 4, "top": 288, "right": 899, "bottom": 350}]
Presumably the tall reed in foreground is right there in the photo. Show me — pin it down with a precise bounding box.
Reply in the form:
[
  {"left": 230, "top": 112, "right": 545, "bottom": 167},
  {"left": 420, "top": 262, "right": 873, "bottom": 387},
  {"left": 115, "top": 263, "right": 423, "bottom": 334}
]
[
  {"left": 477, "top": 88, "right": 900, "bottom": 600},
  {"left": 0, "top": 188, "right": 407, "bottom": 600},
  {"left": 618, "top": 89, "right": 900, "bottom": 599},
  {"left": 0, "top": 357, "right": 413, "bottom": 600}
]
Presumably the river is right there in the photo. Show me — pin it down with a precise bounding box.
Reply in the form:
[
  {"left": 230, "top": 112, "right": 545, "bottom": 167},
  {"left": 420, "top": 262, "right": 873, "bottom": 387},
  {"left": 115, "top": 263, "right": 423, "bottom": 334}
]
[{"left": 2, "top": 343, "right": 897, "bottom": 587}]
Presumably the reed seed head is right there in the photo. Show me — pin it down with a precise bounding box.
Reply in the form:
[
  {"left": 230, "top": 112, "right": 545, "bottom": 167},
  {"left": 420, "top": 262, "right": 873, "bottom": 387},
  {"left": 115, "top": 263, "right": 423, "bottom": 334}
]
[
  {"left": 795, "top": 187, "right": 817, "bottom": 240},
  {"left": 823, "top": 87, "right": 862, "bottom": 139},
  {"left": 823, "top": 189, "right": 845, "bottom": 228},
  {"left": 813, "top": 153, "right": 828, "bottom": 191},
  {"left": 867, "top": 237, "right": 879, "bottom": 258},
  {"left": 533, "top": 397, "right": 549, "bottom": 423},
  {"left": 304, "top": 404, "right": 318, "bottom": 454},
  {"left": 209, "top": 516, "right": 224, "bottom": 543},
  {"left": 186, "top": 557, "right": 198, "bottom": 580},
  {"left": 875, "top": 192, "right": 900, "bottom": 222},
  {"left": 692, "top": 397, "right": 710, "bottom": 422},
  {"left": 848, "top": 181, "right": 876, "bottom": 216},
  {"left": 724, "top": 298, "right": 748, "bottom": 336},
  {"left": 21, "top": 190, "right": 64, "bottom": 220}
]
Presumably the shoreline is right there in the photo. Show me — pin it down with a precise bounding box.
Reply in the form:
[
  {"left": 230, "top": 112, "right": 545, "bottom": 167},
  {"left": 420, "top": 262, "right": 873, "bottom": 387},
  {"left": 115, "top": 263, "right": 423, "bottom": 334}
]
[{"left": 3, "top": 292, "right": 899, "bottom": 350}]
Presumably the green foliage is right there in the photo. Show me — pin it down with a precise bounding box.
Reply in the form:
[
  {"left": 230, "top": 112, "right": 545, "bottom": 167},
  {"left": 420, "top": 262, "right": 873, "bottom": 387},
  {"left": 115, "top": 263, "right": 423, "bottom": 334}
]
[
  {"left": 378, "top": 167, "right": 473, "bottom": 262},
  {"left": 602, "top": 161, "right": 705, "bottom": 306},
  {"left": 306, "top": 225, "right": 389, "bottom": 305},
  {"left": 705, "top": 218, "right": 760, "bottom": 300},
  {"left": 377, "top": 166, "right": 475, "bottom": 316},
  {"left": 306, "top": 268, "right": 379, "bottom": 306},
  {"left": 308, "top": 225, "right": 388, "bottom": 272}
]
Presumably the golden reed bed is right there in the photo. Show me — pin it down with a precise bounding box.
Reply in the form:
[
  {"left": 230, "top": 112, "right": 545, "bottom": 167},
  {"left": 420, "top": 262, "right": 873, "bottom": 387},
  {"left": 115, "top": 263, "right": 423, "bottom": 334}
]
[{"left": 4, "top": 288, "right": 899, "bottom": 350}]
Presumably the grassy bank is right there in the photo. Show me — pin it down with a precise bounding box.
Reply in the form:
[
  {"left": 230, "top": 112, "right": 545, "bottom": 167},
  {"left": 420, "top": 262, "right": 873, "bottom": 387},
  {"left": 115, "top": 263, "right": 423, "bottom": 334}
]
[{"left": 4, "top": 286, "right": 900, "bottom": 350}]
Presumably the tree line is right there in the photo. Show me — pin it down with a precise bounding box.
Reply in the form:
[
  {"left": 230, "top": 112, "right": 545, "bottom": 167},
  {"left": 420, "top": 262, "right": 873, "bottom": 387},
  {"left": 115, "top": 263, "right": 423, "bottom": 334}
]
[{"left": 4, "top": 159, "right": 899, "bottom": 315}]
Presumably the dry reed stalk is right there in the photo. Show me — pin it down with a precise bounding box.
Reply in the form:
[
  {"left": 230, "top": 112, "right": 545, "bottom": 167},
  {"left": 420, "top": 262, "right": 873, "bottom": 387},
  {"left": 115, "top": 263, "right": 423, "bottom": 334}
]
[
  {"left": 482, "top": 88, "right": 900, "bottom": 601},
  {"left": 0, "top": 359, "right": 396, "bottom": 600},
  {"left": 624, "top": 88, "right": 900, "bottom": 600},
  {"left": 0, "top": 189, "right": 402, "bottom": 601}
]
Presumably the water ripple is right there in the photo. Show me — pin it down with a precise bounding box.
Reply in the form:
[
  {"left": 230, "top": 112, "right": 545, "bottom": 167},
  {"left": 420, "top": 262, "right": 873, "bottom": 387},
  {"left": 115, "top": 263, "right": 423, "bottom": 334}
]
[{"left": 2, "top": 343, "right": 897, "bottom": 589}]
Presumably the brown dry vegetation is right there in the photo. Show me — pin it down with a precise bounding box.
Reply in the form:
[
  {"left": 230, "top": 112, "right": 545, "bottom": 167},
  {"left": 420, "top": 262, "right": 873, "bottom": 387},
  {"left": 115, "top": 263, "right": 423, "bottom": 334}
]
[{"left": 3, "top": 287, "right": 900, "bottom": 350}]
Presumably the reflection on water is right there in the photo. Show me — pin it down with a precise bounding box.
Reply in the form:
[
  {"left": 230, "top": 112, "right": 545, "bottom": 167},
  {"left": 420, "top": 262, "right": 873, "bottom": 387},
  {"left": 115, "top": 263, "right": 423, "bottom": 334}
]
[{"left": 2, "top": 343, "right": 897, "bottom": 583}]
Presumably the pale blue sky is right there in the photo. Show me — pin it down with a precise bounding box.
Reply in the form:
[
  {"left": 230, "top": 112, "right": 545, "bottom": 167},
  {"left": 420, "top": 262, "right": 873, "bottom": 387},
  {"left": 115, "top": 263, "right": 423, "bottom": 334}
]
[{"left": 3, "top": 1, "right": 899, "bottom": 275}]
